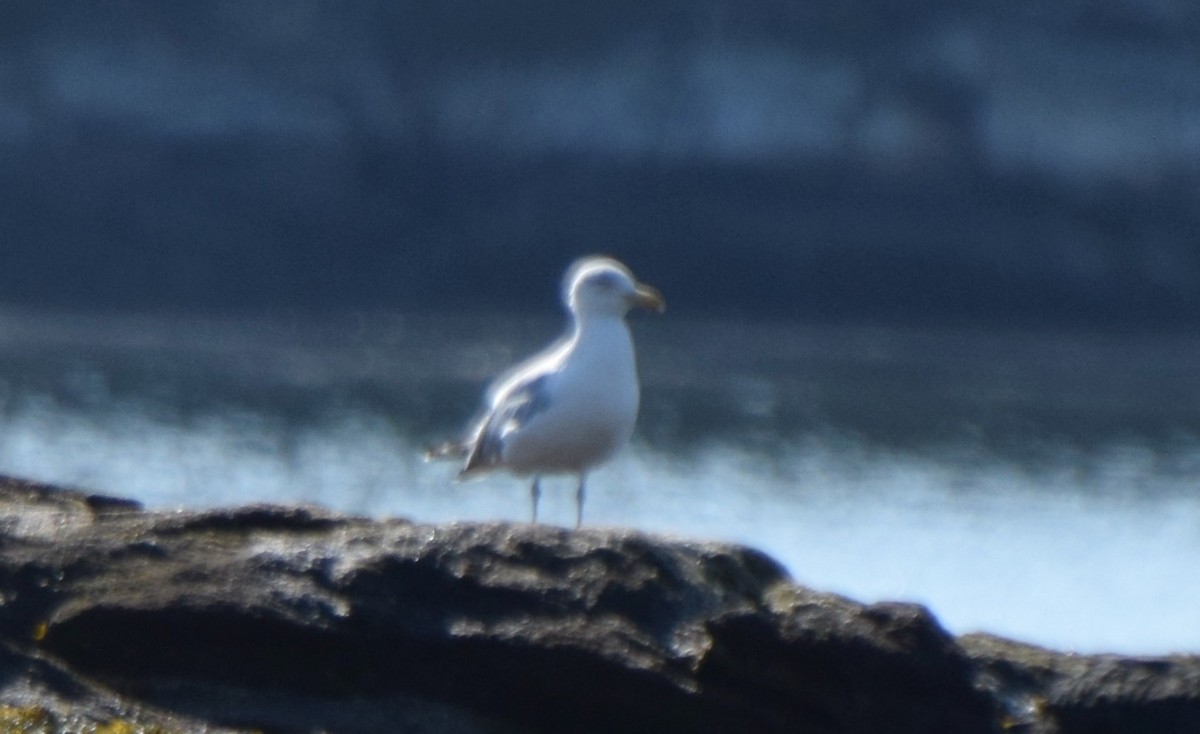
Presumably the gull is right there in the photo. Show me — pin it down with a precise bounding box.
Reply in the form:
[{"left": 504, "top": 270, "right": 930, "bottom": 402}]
[{"left": 427, "top": 256, "right": 665, "bottom": 527}]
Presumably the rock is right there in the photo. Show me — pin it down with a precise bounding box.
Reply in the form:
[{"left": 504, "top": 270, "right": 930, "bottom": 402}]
[
  {"left": 0, "top": 475, "right": 1197, "bottom": 733},
  {"left": 963, "top": 634, "right": 1200, "bottom": 734}
]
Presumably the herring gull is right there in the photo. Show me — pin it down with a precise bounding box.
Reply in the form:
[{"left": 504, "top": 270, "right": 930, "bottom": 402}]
[{"left": 426, "top": 256, "right": 665, "bottom": 527}]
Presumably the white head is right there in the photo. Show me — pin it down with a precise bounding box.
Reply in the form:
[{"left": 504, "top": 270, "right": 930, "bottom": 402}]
[{"left": 562, "top": 256, "right": 665, "bottom": 319}]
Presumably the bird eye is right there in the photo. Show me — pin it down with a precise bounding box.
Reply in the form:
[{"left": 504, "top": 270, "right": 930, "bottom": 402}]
[{"left": 591, "top": 271, "right": 621, "bottom": 289}]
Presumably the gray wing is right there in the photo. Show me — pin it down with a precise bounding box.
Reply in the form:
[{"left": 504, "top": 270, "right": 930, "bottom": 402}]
[
  {"left": 482, "top": 332, "right": 571, "bottom": 405},
  {"left": 424, "top": 328, "right": 570, "bottom": 472},
  {"left": 460, "top": 371, "right": 555, "bottom": 477}
]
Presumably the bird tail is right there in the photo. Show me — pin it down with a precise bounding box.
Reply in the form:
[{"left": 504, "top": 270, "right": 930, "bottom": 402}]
[
  {"left": 424, "top": 441, "right": 495, "bottom": 483},
  {"left": 422, "top": 440, "right": 470, "bottom": 463}
]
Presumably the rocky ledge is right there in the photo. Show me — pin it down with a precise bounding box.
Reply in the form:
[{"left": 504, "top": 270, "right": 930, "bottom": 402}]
[{"left": 0, "top": 476, "right": 1196, "bottom": 734}]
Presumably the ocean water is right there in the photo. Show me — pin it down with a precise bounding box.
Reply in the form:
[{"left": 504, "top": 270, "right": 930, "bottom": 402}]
[{"left": 0, "top": 308, "right": 1197, "bottom": 655}]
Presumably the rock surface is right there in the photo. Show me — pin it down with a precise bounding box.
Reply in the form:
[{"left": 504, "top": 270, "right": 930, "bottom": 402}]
[{"left": 0, "top": 475, "right": 1197, "bottom": 733}]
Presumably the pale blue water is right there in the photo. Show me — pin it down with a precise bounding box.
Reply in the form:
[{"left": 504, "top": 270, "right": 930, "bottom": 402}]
[{"left": 0, "top": 308, "right": 1197, "bottom": 655}]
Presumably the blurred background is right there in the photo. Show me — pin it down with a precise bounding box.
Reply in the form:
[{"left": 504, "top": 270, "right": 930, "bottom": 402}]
[{"left": 0, "top": 1, "right": 1198, "bottom": 654}]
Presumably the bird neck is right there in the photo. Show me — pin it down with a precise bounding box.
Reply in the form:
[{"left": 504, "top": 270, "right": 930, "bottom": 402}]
[{"left": 570, "top": 313, "right": 633, "bottom": 355}]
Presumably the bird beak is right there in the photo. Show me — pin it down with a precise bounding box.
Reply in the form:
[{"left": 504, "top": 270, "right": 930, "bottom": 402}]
[{"left": 632, "top": 283, "right": 666, "bottom": 313}]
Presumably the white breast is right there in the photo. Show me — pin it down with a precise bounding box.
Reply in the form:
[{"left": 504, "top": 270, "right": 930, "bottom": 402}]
[{"left": 501, "top": 317, "right": 640, "bottom": 475}]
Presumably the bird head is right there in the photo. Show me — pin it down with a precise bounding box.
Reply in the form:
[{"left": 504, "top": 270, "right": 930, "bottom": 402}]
[{"left": 563, "top": 256, "right": 665, "bottom": 318}]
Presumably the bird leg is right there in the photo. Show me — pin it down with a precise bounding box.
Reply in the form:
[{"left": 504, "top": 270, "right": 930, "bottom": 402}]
[
  {"left": 530, "top": 476, "right": 542, "bottom": 524},
  {"left": 575, "top": 474, "right": 587, "bottom": 529}
]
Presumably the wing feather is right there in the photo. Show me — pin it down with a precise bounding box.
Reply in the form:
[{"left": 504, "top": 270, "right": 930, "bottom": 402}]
[
  {"left": 425, "top": 327, "right": 573, "bottom": 478},
  {"left": 461, "top": 371, "right": 555, "bottom": 476}
]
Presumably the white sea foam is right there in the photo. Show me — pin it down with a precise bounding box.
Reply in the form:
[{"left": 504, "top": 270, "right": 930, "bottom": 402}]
[{"left": 0, "top": 394, "right": 1196, "bottom": 656}]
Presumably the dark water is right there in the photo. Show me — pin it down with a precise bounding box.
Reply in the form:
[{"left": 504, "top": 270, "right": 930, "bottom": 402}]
[
  {"left": 3, "top": 3, "right": 1199, "bottom": 326},
  {"left": 0, "top": 307, "right": 1197, "bottom": 654}
]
